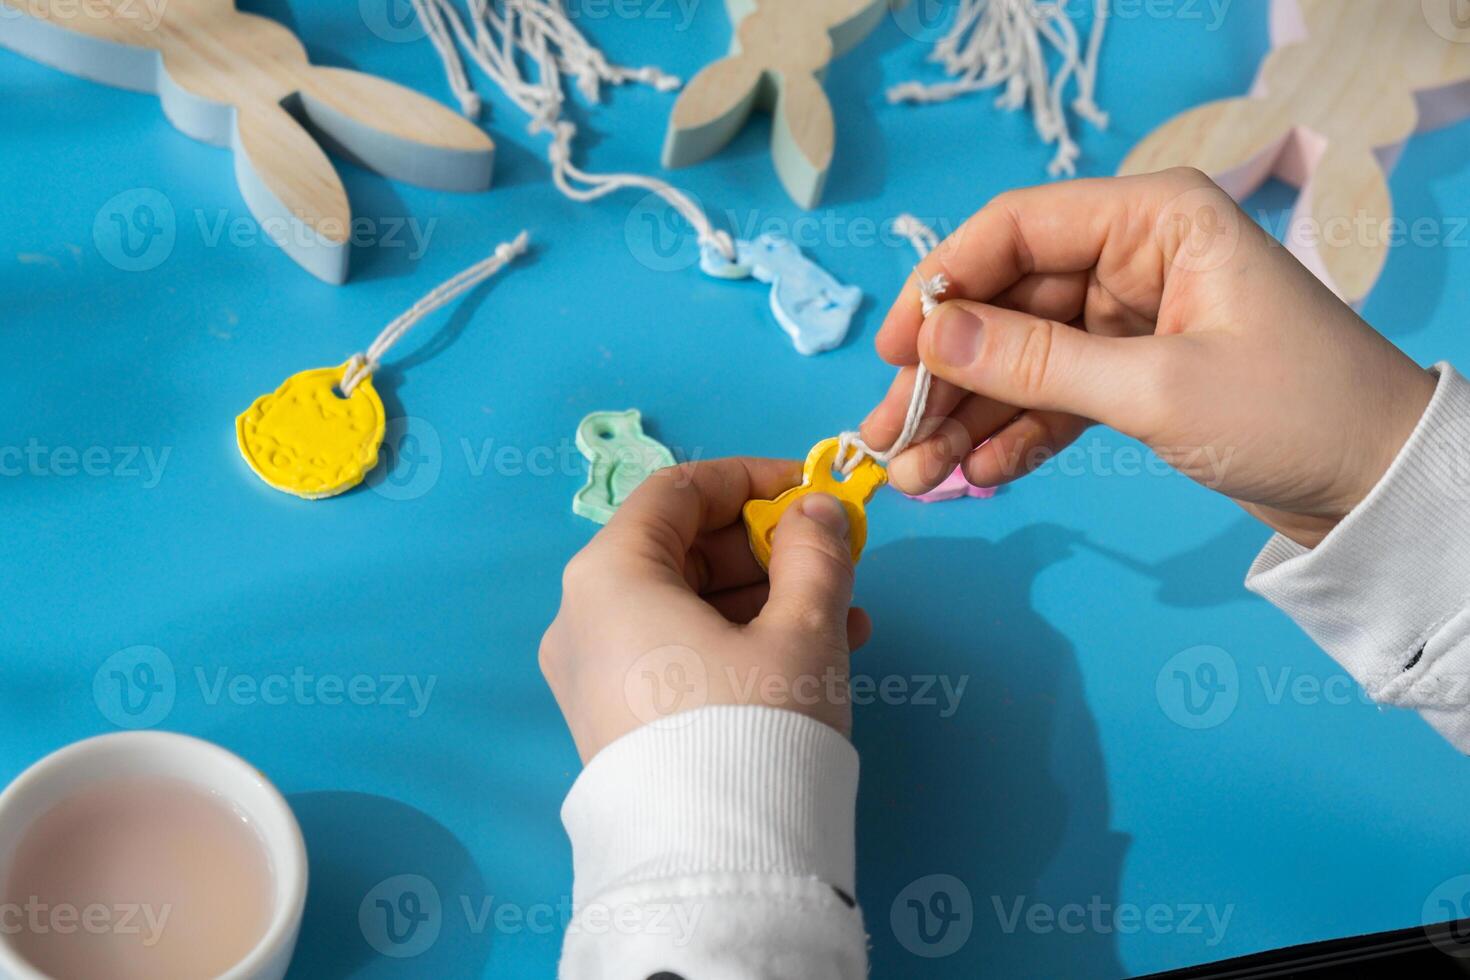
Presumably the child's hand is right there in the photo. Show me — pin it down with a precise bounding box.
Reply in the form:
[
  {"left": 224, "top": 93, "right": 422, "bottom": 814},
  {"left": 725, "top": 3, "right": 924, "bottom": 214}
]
[
  {"left": 541, "top": 459, "right": 871, "bottom": 762},
  {"left": 864, "top": 168, "right": 1437, "bottom": 548}
]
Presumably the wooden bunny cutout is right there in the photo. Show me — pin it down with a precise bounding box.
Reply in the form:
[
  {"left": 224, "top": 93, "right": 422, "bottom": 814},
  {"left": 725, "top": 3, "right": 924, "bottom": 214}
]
[
  {"left": 0, "top": 0, "right": 496, "bottom": 284},
  {"left": 663, "top": 0, "right": 897, "bottom": 209},
  {"left": 1121, "top": 0, "right": 1470, "bottom": 304}
]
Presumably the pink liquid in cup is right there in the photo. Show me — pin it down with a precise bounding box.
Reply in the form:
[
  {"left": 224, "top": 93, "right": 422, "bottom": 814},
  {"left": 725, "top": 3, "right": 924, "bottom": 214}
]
[{"left": 1, "top": 774, "right": 276, "bottom": 980}]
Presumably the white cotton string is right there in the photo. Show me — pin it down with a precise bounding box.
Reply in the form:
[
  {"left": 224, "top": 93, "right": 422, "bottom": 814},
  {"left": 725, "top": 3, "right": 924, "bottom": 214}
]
[
  {"left": 340, "top": 231, "right": 530, "bottom": 395},
  {"left": 413, "top": 0, "right": 481, "bottom": 117},
  {"left": 836, "top": 215, "right": 948, "bottom": 475},
  {"left": 888, "top": 0, "right": 1109, "bottom": 178},
  {"left": 413, "top": 0, "right": 736, "bottom": 260},
  {"left": 544, "top": 122, "right": 734, "bottom": 258}
]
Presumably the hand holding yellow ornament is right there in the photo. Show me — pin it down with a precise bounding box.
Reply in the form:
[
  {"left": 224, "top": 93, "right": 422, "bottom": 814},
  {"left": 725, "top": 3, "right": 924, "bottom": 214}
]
[{"left": 742, "top": 437, "right": 887, "bottom": 569}]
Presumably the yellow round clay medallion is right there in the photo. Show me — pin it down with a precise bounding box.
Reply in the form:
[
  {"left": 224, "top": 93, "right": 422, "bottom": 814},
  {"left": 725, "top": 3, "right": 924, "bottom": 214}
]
[{"left": 236, "top": 362, "right": 386, "bottom": 499}]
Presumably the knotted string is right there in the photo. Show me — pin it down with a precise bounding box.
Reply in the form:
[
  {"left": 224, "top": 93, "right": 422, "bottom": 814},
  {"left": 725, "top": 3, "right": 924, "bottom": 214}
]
[
  {"left": 836, "top": 215, "right": 948, "bottom": 474},
  {"left": 888, "top": 0, "right": 1109, "bottom": 177},
  {"left": 341, "top": 231, "right": 530, "bottom": 395},
  {"left": 413, "top": 0, "right": 736, "bottom": 260}
]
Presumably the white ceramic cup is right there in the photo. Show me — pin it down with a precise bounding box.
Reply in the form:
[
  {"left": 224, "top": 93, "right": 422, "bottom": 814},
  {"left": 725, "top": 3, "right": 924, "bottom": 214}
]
[{"left": 0, "top": 732, "right": 308, "bottom": 980}]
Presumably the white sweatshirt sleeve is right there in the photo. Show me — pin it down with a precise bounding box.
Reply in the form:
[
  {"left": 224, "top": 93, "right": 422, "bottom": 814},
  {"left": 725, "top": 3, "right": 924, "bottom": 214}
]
[
  {"left": 1248, "top": 363, "right": 1470, "bottom": 749},
  {"left": 555, "top": 364, "right": 1470, "bottom": 973},
  {"left": 558, "top": 705, "right": 868, "bottom": 978}
]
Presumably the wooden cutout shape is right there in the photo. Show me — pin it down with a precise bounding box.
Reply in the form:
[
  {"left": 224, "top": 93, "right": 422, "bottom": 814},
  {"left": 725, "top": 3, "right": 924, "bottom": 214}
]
[
  {"left": 663, "top": 0, "right": 897, "bottom": 209},
  {"left": 1120, "top": 0, "right": 1470, "bottom": 304},
  {"left": 0, "top": 0, "right": 496, "bottom": 284}
]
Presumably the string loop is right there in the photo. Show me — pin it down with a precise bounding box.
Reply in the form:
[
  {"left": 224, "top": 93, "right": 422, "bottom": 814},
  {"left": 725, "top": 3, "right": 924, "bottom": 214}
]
[
  {"left": 341, "top": 230, "right": 530, "bottom": 395},
  {"left": 835, "top": 215, "right": 948, "bottom": 475}
]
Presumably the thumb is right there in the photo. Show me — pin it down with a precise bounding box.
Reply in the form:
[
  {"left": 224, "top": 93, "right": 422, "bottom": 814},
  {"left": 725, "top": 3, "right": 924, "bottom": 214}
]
[
  {"left": 759, "top": 493, "right": 855, "bottom": 638},
  {"left": 918, "top": 300, "right": 1165, "bottom": 435}
]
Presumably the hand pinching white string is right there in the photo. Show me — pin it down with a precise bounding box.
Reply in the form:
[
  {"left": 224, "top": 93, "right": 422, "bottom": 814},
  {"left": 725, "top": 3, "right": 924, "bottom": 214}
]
[{"left": 836, "top": 215, "right": 949, "bottom": 475}]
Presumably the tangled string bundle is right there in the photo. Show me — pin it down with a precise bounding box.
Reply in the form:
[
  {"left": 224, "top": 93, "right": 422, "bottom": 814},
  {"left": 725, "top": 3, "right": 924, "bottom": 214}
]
[
  {"left": 412, "top": 0, "right": 735, "bottom": 259},
  {"left": 889, "top": 0, "right": 1110, "bottom": 177}
]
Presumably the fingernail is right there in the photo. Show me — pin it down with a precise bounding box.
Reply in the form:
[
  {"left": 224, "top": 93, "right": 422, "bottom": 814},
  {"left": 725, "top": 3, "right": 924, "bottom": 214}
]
[
  {"left": 931, "top": 306, "right": 983, "bottom": 367},
  {"left": 800, "top": 493, "right": 849, "bottom": 537}
]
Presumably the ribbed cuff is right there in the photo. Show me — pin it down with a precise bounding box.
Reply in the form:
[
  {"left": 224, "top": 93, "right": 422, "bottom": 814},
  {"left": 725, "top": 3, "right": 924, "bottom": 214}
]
[
  {"left": 1247, "top": 363, "right": 1470, "bottom": 701},
  {"left": 561, "top": 706, "right": 859, "bottom": 908}
]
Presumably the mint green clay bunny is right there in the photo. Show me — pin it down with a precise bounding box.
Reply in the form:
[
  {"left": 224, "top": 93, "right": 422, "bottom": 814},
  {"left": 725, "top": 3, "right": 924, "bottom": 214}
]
[{"left": 573, "top": 411, "right": 677, "bottom": 525}]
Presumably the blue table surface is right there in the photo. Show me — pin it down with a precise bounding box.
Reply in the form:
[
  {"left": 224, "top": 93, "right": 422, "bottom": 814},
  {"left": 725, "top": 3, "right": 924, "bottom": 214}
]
[{"left": 5, "top": 1, "right": 1470, "bottom": 976}]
